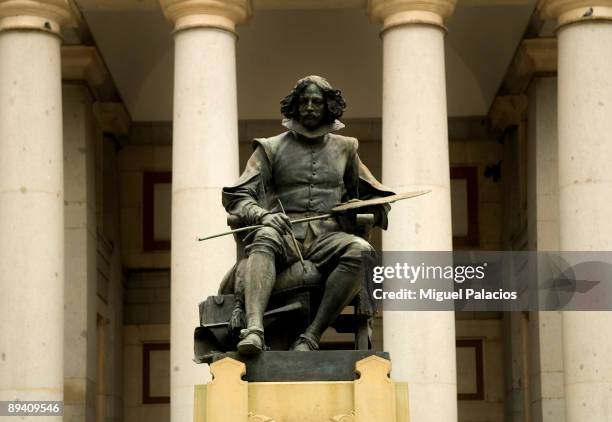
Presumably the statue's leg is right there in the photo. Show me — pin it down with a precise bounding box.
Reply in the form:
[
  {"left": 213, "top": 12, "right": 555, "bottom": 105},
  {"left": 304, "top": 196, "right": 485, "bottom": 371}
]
[
  {"left": 228, "top": 259, "right": 247, "bottom": 335},
  {"left": 244, "top": 251, "right": 275, "bottom": 330},
  {"left": 302, "top": 263, "right": 361, "bottom": 346},
  {"left": 238, "top": 227, "right": 284, "bottom": 355},
  {"left": 294, "top": 235, "right": 374, "bottom": 350}
]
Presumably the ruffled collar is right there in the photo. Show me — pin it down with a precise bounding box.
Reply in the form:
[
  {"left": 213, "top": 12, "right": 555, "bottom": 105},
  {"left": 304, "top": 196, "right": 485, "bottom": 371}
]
[{"left": 282, "top": 118, "right": 345, "bottom": 139}]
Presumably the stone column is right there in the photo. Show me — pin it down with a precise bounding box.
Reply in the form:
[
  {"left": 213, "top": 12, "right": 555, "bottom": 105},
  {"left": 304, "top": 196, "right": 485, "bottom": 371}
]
[
  {"left": 540, "top": 2, "right": 612, "bottom": 421},
  {"left": 527, "top": 77, "right": 559, "bottom": 252},
  {"left": 63, "top": 84, "right": 98, "bottom": 422},
  {"left": 61, "top": 45, "right": 105, "bottom": 422},
  {"left": 159, "top": 1, "right": 250, "bottom": 421},
  {"left": 0, "top": 0, "right": 73, "bottom": 414},
  {"left": 521, "top": 40, "right": 564, "bottom": 422},
  {"left": 369, "top": 1, "right": 458, "bottom": 421},
  {"left": 92, "top": 100, "right": 130, "bottom": 422},
  {"left": 527, "top": 76, "right": 566, "bottom": 422}
]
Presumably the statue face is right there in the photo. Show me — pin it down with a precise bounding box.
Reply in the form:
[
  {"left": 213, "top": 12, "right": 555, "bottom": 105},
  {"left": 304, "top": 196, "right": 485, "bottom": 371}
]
[{"left": 298, "top": 83, "right": 326, "bottom": 130}]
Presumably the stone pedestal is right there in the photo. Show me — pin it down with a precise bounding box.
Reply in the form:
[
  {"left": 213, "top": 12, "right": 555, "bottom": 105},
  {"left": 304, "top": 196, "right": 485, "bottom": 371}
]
[
  {"left": 194, "top": 353, "right": 409, "bottom": 422},
  {"left": 212, "top": 351, "right": 390, "bottom": 382}
]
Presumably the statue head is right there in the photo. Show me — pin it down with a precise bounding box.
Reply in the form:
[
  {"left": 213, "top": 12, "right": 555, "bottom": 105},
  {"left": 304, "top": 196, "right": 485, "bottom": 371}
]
[{"left": 280, "top": 75, "right": 347, "bottom": 130}]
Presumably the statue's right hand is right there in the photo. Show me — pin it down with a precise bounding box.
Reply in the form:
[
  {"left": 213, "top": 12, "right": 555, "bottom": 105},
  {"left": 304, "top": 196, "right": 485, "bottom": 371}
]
[{"left": 261, "top": 213, "right": 292, "bottom": 234}]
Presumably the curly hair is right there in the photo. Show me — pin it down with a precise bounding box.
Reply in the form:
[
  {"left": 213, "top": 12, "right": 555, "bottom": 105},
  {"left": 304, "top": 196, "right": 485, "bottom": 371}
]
[{"left": 280, "top": 75, "right": 347, "bottom": 124}]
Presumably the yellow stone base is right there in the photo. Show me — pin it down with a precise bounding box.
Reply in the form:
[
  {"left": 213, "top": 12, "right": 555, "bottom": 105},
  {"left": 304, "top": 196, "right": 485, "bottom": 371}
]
[{"left": 194, "top": 355, "right": 409, "bottom": 422}]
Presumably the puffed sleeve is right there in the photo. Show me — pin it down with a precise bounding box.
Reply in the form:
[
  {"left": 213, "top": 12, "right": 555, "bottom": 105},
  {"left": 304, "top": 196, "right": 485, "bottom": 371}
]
[
  {"left": 221, "top": 146, "right": 272, "bottom": 226},
  {"left": 345, "top": 138, "right": 396, "bottom": 230},
  {"left": 342, "top": 137, "right": 360, "bottom": 200}
]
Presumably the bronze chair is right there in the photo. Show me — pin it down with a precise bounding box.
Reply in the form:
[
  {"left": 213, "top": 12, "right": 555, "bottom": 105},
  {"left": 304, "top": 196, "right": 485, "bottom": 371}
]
[{"left": 194, "top": 213, "right": 376, "bottom": 363}]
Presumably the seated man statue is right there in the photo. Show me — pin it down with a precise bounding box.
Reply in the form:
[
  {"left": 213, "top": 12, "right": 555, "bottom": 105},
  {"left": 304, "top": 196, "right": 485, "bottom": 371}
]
[{"left": 222, "top": 75, "right": 394, "bottom": 355}]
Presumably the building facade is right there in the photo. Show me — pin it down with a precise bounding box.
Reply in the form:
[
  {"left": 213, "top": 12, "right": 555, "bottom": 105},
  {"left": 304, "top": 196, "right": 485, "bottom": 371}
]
[{"left": 0, "top": 0, "right": 611, "bottom": 421}]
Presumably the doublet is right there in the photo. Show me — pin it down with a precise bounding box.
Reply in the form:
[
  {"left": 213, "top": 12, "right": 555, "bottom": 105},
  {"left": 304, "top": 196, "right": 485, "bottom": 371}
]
[
  {"left": 255, "top": 131, "right": 358, "bottom": 215},
  {"left": 222, "top": 120, "right": 394, "bottom": 240}
]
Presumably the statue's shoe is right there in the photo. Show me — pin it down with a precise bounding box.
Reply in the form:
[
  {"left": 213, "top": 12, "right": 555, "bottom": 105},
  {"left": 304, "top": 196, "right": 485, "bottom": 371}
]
[
  {"left": 237, "top": 327, "right": 265, "bottom": 356},
  {"left": 290, "top": 333, "right": 319, "bottom": 352}
]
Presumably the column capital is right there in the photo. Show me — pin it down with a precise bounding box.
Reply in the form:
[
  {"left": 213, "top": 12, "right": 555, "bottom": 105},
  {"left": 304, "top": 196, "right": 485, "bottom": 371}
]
[
  {"left": 502, "top": 38, "right": 557, "bottom": 94},
  {"left": 0, "top": 0, "right": 76, "bottom": 34},
  {"left": 368, "top": 0, "right": 457, "bottom": 31},
  {"left": 488, "top": 94, "right": 529, "bottom": 132},
  {"left": 93, "top": 102, "right": 131, "bottom": 136},
  {"left": 540, "top": 0, "right": 612, "bottom": 28},
  {"left": 62, "top": 45, "right": 109, "bottom": 88},
  {"left": 159, "top": 0, "right": 251, "bottom": 34}
]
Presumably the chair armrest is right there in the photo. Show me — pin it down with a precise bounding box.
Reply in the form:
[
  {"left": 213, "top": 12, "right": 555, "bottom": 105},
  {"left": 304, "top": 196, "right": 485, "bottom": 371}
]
[
  {"left": 355, "top": 213, "right": 374, "bottom": 226},
  {"left": 355, "top": 213, "right": 375, "bottom": 241}
]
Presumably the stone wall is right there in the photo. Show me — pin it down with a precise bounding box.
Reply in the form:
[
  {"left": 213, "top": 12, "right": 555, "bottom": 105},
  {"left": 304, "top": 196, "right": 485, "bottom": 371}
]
[
  {"left": 124, "top": 271, "right": 171, "bottom": 325},
  {"left": 118, "top": 144, "right": 172, "bottom": 269},
  {"left": 123, "top": 325, "right": 170, "bottom": 422}
]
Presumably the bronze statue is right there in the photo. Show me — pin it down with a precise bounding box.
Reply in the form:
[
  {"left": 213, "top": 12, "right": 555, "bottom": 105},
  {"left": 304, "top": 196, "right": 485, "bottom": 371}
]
[{"left": 220, "top": 75, "right": 395, "bottom": 355}]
